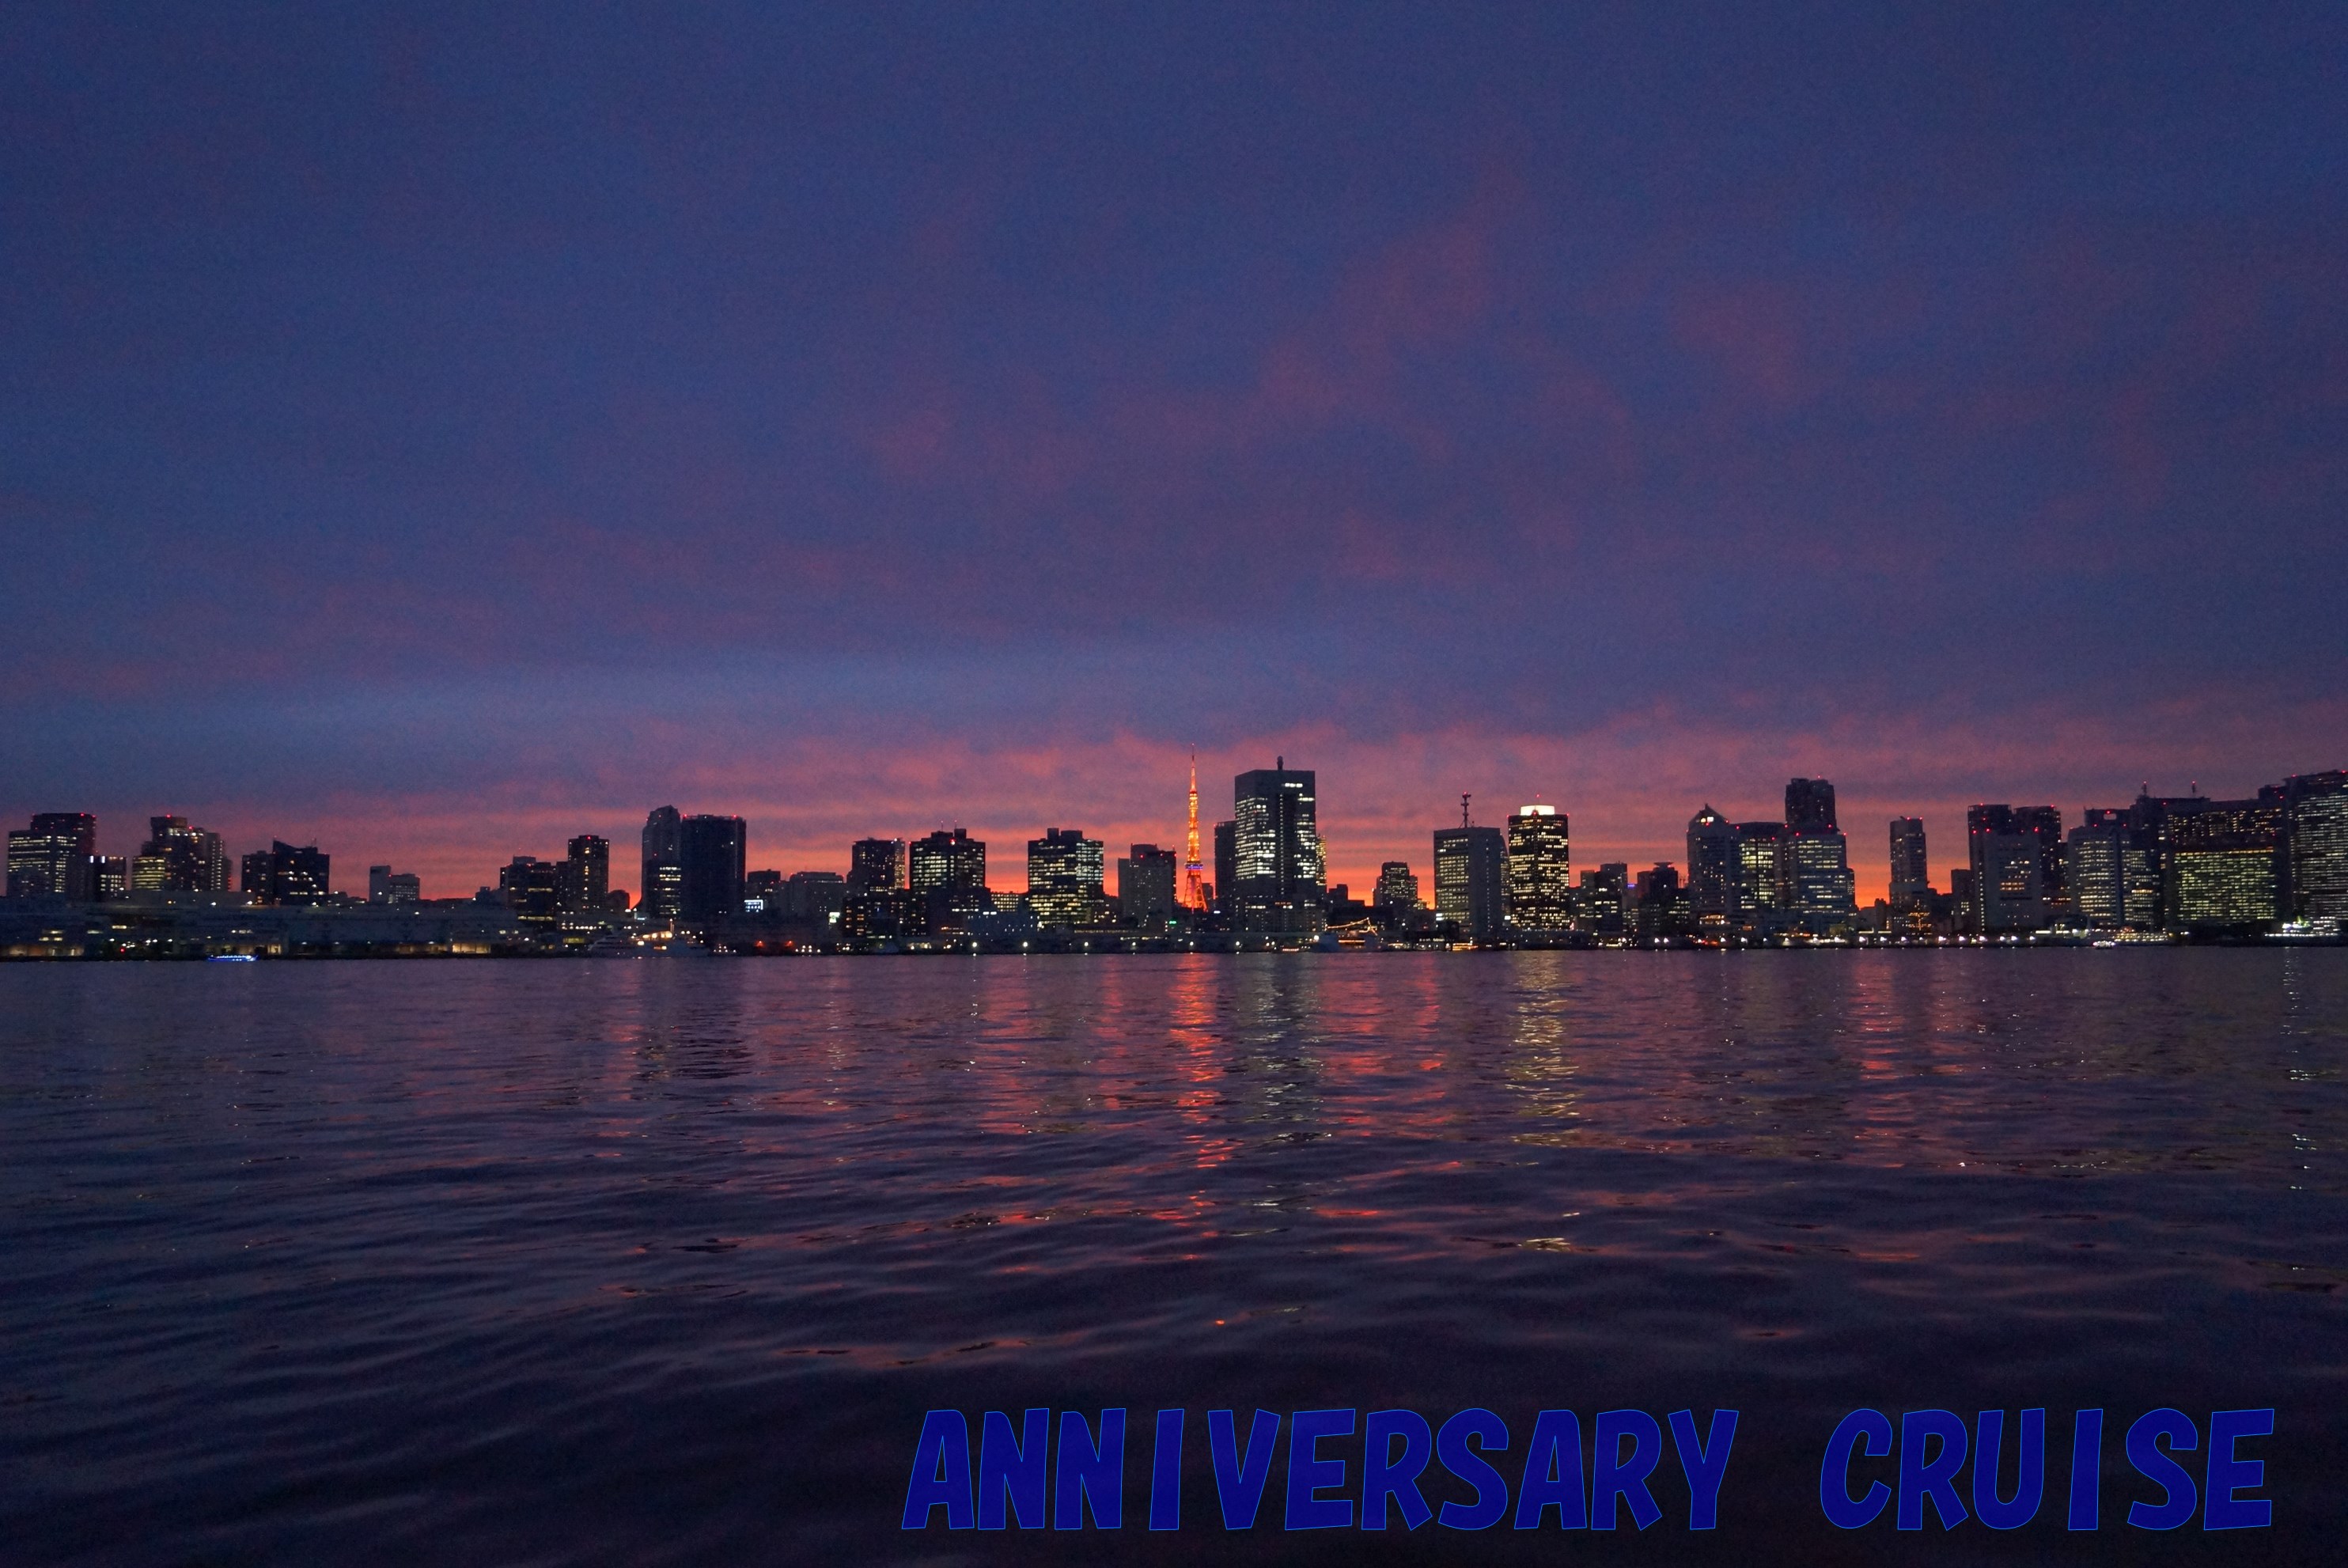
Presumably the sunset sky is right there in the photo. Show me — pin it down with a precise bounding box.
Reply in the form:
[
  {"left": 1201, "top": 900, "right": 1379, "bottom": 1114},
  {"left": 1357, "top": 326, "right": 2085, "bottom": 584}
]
[{"left": 5, "top": 4, "right": 2345, "bottom": 901}]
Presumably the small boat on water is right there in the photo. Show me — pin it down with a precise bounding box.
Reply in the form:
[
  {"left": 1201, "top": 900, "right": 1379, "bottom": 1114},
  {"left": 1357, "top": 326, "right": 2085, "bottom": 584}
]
[{"left": 206, "top": 953, "right": 258, "bottom": 963}]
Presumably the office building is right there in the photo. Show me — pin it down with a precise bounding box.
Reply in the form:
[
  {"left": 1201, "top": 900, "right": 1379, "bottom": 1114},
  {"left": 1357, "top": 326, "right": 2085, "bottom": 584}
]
[
  {"left": 641, "top": 806, "right": 684, "bottom": 923},
  {"left": 1634, "top": 862, "right": 1684, "bottom": 941},
  {"left": 1231, "top": 761, "right": 1324, "bottom": 933},
  {"left": 911, "top": 828, "right": 989, "bottom": 930},
  {"left": 2065, "top": 814, "right": 2127, "bottom": 930},
  {"left": 1780, "top": 778, "right": 1855, "bottom": 932},
  {"left": 1504, "top": 804, "right": 1573, "bottom": 930},
  {"left": 562, "top": 835, "right": 610, "bottom": 913},
  {"left": 1786, "top": 778, "right": 1839, "bottom": 835},
  {"left": 2283, "top": 770, "right": 2348, "bottom": 921},
  {"left": 849, "top": 838, "right": 906, "bottom": 894},
  {"left": 1685, "top": 807, "right": 1738, "bottom": 930},
  {"left": 93, "top": 857, "right": 127, "bottom": 900},
  {"left": 368, "top": 865, "right": 422, "bottom": 904},
  {"left": 244, "top": 841, "right": 331, "bottom": 907},
  {"left": 1026, "top": 828, "right": 1106, "bottom": 928},
  {"left": 1373, "top": 862, "right": 1421, "bottom": 912},
  {"left": 499, "top": 856, "right": 562, "bottom": 925},
  {"left": 1434, "top": 822, "right": 1506, "bottom": 941},
  {"left": 1117, "top": 844, "right": 1178, "bottom": 930},
  {"left": 1967, "top": 805, "right": 2061, "bottom": 933},
  {"left": 1579, "top": 863, "right": 1630, "bottom": 937},
  {"left": 1733, "top": 823, "right": 1784, "bottom": 933},
  {"left": 782, "top": 870, "right": 846, "bottom": 926},
  {"left": 677, "top": 814, "right": 747, "bottom": 923},
  {"left": 1888, "top": 818, "right": 1930, "bottom": 910},
  {"left": 1212, "top": 821, "right": 1236, "bottom": 922},
  {"left": 2162, "top": 795, "right": 2283, "bottom": 931},
  {"left": 134, "top": 816, "right": 229, "bottom": 895},
  {"left": 6, "top": 812, "right": 98, "bottom": 900}
]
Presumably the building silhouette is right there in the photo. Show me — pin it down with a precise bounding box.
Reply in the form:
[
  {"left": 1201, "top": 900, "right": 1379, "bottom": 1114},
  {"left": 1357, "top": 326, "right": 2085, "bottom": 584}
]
[
  {"left": 1231, "top": 761, "right": 1324, "bottom": 933},
  {"left": 1967, "top": 805, "right": 2062, "bottom": 933},
  {"left": 1435, "top": 805, "right": 1506, "bottom": 941},
  {"left": 562, "top": 835, "right": 610, "bottom": 913},
  {"left": 132, "top": 816, "right": 229, "bottom": 896},
  {"left": 244, "top": 841, "right": 330, "bottom": 907},
  {"left": 1212, "top": 820, "right": 1236, "bottom": 923},
  {"left": 1685, "top": 807, "right": 1738, "bottom": 933},
  {"left": 1780, "top": 778, "right": 1855, "bottom": 933},
  {"left": 1504, "top": 804, "right": 1573, "bottom": 930},
  {"left": 499, "top": 856, "right": 562, "bottom": 926},
  {"left": 910, "top": 828, "right": 989, "bottom": 931},
  {"left": 1117, "top": 844, "right": 1178, "bottom": 930},
  {"left": 849, "top": 838, "right": 906, "bottom": 894},
  {"left": 677, "top": 814, "right": 747, "bottom": 923},
  {"left": 641, "top": 806, "right": 684, "bottom": 923},
  {"left": 1888, "top": 817, "right": 1930, "bottom": 911}
]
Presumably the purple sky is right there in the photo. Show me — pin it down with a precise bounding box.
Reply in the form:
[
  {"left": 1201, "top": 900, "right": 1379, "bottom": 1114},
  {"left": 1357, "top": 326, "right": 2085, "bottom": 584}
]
[{"left": 5, "top": 3, "right": 2345, "bottom": 900}]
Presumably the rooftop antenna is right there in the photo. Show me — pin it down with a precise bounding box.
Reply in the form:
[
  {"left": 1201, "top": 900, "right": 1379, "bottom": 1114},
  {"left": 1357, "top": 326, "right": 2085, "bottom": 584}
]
[{"left": 1461, "top": 793, "right": 1472, "bottom": 829}]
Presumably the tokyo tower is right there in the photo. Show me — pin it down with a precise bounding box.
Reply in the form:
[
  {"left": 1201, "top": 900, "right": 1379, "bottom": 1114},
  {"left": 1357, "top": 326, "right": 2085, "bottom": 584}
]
[{"left": 1183, "top": 750, "right": 1205, "bottom": 911}]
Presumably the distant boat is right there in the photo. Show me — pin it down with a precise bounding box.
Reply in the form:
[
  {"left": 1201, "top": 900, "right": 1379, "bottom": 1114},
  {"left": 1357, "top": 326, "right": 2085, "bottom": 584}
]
[{"left": 206, "top": 953, "right": 258, "bottom": 963}]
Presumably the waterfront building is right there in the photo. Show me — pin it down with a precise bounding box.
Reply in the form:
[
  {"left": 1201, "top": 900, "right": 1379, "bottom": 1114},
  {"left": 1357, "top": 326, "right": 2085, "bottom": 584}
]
[
  {"left": 1434, "top": 821, "right": 1506, "bottom": 941},
  {"left": 1967, "top": 805, "right": 2062, "bottom": 933},
  {"left": 1888, "top": 818, "right": 1930, "bottom": 911},
  {"left": 93, "top": 857, "right": 127, "bottom": 900},
  {"left": 782, "top": 870, "right": 846, "bottom": 926},
  {"left": 498, "top": 856, "right": 562, "bottom": 926},
  {"left": 1685, "top": 807, "right": 1738, "bottom": 930},
  {"left": 1733, "top": 823, "right": 1783, "bottom": 933},
  {"left": 1504, "top": 804, "right": 1573, "bottom": 930},
  {"left": 1373, "top": 861, "right": 1421, "bottom": 912},
  {"left": 2283, "top": 770, "right": 2348, "bottom": 921},
  {"left": 1116, "top": 844, "right": 1178, "bottom": 930},
  {"left": 244, "top": 841, "right": 330, "bottom": 907},
  {"left": 1634, "top": 862, "right": 1685, "bottom": 941},
  {"left": 2066, "top": 814, "right": 2128, "bottom": 930},
  {"left": 1212, "top": 821, "right": 1236, "bottom": 922},
  {"left": 910, "top": 828, "right": 990, "bottom": 931},
  {"left": 641, "top": 806, "right": 684, "bottom": 923},
  {"left": 1778, "top": 778, "right": 1855, "bottom": 933},
  {"left": 562, "top": 835, "right": 610, "bottom": 913},
  {"left": 1026, "top": 828, "right": 1107, "bottom": 928},
  {"left": 677, "top": 814, "right": 747, "bottom": 923},
  {"left": 1232, "top": 761, "right": 1325, "bottom": 933},
  {"left": 2162, "top": 795, "right": 2284, "bottom": 931},
  {"left": 1579, "top": 864, "right": 1630, "bottom": 937},
  {"left": 134, "top": 816, "right": 229, "bottom": 895},
  {"left": 367, "top": 865, "right": 422, "bottom": 904},
  {"left": 6, "top": 812, "right": 98, "bottom": 900},
  {"left": 848, "top": 838, "right": 906, "bottom": 894}
]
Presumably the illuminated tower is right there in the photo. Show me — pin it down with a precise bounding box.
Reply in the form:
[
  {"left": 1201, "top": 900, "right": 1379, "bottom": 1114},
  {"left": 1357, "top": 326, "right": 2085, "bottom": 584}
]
[{"left": 1183, "top": 750, "right": 1205, "bottom": 911}]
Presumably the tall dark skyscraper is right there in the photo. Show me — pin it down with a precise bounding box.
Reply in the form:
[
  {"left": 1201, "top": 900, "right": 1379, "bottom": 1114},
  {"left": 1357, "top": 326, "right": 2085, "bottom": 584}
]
[
  {"left": 1966, "top": 805, "right": 2061, "bottom": 932},
  {"left": 1733, "top": 822, "right": 1784, "bottom": 932},
  {"left": 1503, "top": 804, "right": 1572, "bottom": 930},
  {"left": 2066, "top": 813, "right": 2127, "bottom": 930},
  {"left": 1780, "top": 778, "right": 1855, "bottom": 932},
  {"left": 909, "top": 828, "right": 988, "bottom": 930},
  {"left": 1231, "top": 761, "right": 1324, "bottom": 933},
  {"left": 1786, "top": 778, "right": 1839, "bottom": 834},
  {"left": 2283, "top": 770, "right": 2348, "bottom": 921},
  {"left": 1026, "top": 828, "right": 1105, "bottom": 928},
  {"left": 1684, "top": 806, "right": 1737, "bottom": 930},
  {"left": 562, "top": 834, "right": 610, "bottom": 913},
  {"left": 1212, "top": 820, "right": 1236, "bottom": 921},
  {"left": 1116, "top": 843, "right": 1177, "bottom": 930},
  {"left": 6, "top": 812, "right": 98, "bottom": 900},
  {"left": 677, "top": 814, "right": 747, "bottom": 922},
  {"left": 1888, "top": 817, "right": 1930, "bottom": 908},
  {"left": 848, "top": 838, "right": 906, "bottom": 894},
  {"left": 1434, "top": 820, "right": 1505, "bottom": 941},
  {"left": 641, "top": 806, "right": 684, "bottom": 923}
]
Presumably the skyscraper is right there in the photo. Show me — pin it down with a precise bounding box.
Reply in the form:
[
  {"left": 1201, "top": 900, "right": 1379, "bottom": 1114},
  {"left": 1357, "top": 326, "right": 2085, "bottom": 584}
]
[
  {"left": 368, "top": 865, "right": 422, "bottom": 903},
  {"left": 1504, "top": 804, "right": 1573, "bottom": 930},
  {"left": 641, "top": 806, "right": 684, "bottom": 923},
  {"left": 1967, "top": 805, "right": 2060, "bottom": 933},
  {"left": 1888, "top": 818, "right": 1930, "bottom": 910},
  {"left": 132, "top": 816, "right": 229, "bottom": 895},
  {"left": 562, "top": 835, "right": 610, "bottom": 913},
  {"left": 1434, "top": 809, "right": 1505, "bottom": 942},
  {"left": 1231, "top": 761, "right": 1324, "bottom": 933},
  {"left": 1373, "top": 862, "right": 1420, "bottom": 912},
  {"left": 2161, "top": 794, "right": 2284, "bottom": 932},
  {"left": 1212, "top": 821, "right": 1236, "bottom": 922},
  {"left": 2282, "top": 770, "right": 2348, "bottom": 921},
  {"left": 2066, "top": 812, "right": 2127, "bottom": 930},
  {"left": 677, "top": 814, "right": 747, "bottom": 922},
  {"left": 1685, "top": 807, "right": 1738, "bottom": 931},
  {"left": 6, "top": 812, "right": 98, "bottom": 900},
  {"left": 499, "top": 856, "right": 562, "bottom": 925},
  {"left": 1117, "top": 843, "right": 1178, "bottom": 930},
  {"left": 910, "top": 828, "right": 989, "bottom": 930},
  {"left": 1578, "top": 863, "right": 1630, "bottom": 937},
  {"left": 1026, "top": 828, "right": 1106, "bottom": 928},
  {"left": 244, "top": 841, "right": 330, "bottom": 907},
  {"left": 1733, "top": 822, "right": 1784, "bottom": 934},
  {"left": 1780, "top": 778, "right": 1854, "bottom": 933},
  {"left": 849, "top": 838, "right": 906, "bottom": 894}
]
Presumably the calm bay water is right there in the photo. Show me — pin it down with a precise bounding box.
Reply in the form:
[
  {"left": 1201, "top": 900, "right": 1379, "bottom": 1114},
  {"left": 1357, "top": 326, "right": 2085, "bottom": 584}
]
[{"left": 2, "top": 951, "right": 2345, "bottom": 1564}]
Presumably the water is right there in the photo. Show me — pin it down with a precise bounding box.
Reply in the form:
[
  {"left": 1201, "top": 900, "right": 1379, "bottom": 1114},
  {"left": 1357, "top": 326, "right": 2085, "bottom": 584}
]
[{"left": 2, "top": 952, "right": 2344, "bottom": 1564}]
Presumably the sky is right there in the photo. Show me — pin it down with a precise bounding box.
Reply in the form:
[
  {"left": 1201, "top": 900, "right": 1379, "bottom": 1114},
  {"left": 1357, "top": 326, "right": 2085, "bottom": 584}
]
[{"left": 4, "top": 2, "right": 2346, "bottom": 902}]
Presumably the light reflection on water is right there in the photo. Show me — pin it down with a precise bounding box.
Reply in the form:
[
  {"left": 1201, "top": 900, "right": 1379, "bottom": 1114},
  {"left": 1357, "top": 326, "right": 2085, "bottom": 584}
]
[{"left": 1, "top": 951, "right": 2344, "bottom": 1566}]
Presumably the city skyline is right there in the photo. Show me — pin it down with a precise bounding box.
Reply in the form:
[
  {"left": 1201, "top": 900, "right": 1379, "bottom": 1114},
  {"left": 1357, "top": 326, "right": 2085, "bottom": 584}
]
[{"left": 8, "top": 755, "right": 2339, "bottom": 915}]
